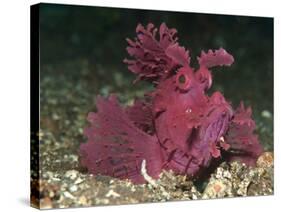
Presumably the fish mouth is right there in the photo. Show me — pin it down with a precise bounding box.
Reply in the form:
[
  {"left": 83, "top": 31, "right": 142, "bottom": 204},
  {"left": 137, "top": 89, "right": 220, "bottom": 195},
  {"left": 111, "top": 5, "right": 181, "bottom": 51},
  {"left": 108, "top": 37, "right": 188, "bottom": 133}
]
[{"left": 204, "top": 110, "right": 231, "bottom": 145}]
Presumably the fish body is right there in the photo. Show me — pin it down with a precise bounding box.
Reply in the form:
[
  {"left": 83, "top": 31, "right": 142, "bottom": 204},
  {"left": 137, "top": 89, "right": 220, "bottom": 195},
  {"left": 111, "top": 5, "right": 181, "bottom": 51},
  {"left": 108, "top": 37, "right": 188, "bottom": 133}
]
[{"left": 79, "top": 23, "right": 263, "bottom": 183}]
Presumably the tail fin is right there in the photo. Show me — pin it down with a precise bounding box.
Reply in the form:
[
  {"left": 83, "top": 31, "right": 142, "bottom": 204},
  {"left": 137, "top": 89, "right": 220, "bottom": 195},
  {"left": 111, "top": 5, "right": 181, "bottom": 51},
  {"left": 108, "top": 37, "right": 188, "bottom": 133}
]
[{"left": 79, "top": 95, "right": 163, "bottom": 183}]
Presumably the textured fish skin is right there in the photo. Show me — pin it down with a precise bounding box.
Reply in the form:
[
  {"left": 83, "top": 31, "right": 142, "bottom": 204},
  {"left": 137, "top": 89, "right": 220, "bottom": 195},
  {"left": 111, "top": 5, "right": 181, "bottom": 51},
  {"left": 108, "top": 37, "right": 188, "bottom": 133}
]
[{"left": 79, "top": 23, "right": 263, "bottom": 183}]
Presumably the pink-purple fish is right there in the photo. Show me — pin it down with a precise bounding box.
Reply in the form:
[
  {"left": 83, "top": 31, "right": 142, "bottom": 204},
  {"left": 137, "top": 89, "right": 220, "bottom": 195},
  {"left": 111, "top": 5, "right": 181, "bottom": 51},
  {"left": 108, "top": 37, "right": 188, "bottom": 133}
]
[{"left": 79, "top": 23, "right": 263, "bottom": 184}]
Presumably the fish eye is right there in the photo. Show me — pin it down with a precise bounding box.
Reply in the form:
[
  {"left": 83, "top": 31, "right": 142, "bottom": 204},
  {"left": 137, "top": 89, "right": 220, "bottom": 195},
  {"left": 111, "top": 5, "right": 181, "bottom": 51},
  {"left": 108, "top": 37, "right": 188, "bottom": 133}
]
[
  {"left": 176, "top": 71, "right": 191, "bottom": 91},
  {"left": 178, "top": 74, "right": 186, "bottom": 84}
]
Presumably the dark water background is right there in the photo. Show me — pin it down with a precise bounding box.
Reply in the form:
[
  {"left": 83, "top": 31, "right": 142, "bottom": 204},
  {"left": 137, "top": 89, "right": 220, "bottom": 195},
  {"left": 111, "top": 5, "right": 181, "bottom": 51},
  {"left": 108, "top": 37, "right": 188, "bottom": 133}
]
[{"left": 39, "top": 3, "right": 273, "bottom": 150}]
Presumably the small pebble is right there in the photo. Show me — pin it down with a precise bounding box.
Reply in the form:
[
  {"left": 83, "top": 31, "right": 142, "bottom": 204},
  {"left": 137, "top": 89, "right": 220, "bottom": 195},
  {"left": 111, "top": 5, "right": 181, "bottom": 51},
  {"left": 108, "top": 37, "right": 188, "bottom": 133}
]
[
  {"left": 261, "top": 110, "right": 272, "bottom": 119},
  {"left": 40, "top": 197, "right": 53, "bottom": 209},
  {"left": 63, "top": 191, "right": 75, "bottom": 199},
  {"left": 64, "top": 170, "right": 79, "bottom": 180},
  {"left": 257, "top": 152, "right": 274, "bottom": 168},
  {"left": 69, "top": 185, "right": 78, "bottom": 192},
  {"left": 202, "top": 180, "right": 231, "bottom": 199},
  {"left": 105, "top": 190, "right": 120, "bottom": 198},
  {"left": 78, "top": 196, "right": 88, "bottom": 205},
  {"left": 52, "top": 113, "right": 60, "bottom": 120},
  {"left": 74, "top": 177, "right": 84, "bottom": 184}
]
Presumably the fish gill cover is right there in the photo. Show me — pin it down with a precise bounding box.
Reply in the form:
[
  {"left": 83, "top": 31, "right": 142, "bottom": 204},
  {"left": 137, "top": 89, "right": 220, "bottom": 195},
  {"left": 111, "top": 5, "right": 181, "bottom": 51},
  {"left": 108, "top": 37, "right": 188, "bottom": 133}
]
[{"left": 79, "top": 23, "right": 263, "bottom": 184}]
